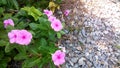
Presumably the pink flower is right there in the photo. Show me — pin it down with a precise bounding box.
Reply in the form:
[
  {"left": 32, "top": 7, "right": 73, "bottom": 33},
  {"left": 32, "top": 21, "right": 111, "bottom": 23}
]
[
  {"left": 16, "top": 30, "right": 32, "bottom": 45},
  {"left": 4, "top": 19, "right": 14, "bottom": 28},
  {"left": 48, "top": 16, "right": 56, "bottom": 23},
  {"left": 44, "top": 9, "right": 53, "bottom": 17},
  {"left": 8, "top": 30, "right": 19, "bottom": 43},
  {"left": 8, "top": 30, "right": 32, "bottom": 45},
  {"left": 64, "top": 10, "right": 70, "bottom": 16},
  {"left": 51, "top": 19, "right": 63, "bottom": 31},
  {"left": 52, "top": 50, "right": 65, "bottom": 66}
]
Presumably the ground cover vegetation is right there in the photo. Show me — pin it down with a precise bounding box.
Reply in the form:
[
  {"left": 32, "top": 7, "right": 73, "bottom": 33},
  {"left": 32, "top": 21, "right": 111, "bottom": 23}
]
[{"left": 0, "top": 0, "right": 68, "bottom": 68}]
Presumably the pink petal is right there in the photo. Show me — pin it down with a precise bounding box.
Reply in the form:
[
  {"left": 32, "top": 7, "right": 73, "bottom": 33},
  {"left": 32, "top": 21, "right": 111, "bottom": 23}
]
[
  {"left": 16, "top": 30, "right": 32, "bottom": 45},
  {"left": 8, "top": 19, "right": 14, "bottom": 26},
  {"left": 48, "top": 16, "right": 56, "bottom": 23},
  {"left": 44, "top": 9, "right": 53, "bottom": 17},
  {"left": 51, "top": 19, "right": 63, "bottom": 31},
  {"left": 52, "top": 50, "right": 65, "bottom": 66},
  {"left": 3, "top": 19, "right": 14, "bottom": 28},
  {"left": 64, "top": 10, "right": 70, "bottom": 16}
]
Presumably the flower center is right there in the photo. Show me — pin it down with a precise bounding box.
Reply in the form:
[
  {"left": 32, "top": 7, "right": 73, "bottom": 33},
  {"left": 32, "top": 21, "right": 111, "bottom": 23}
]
[
  {"left": 55, "top": 24, "right": 58, "bottom": 27},
  {"left": 46, "top": 12, "right": 49, "bottom": 14},
  {"left": 22, "top": 36, "right": 26, "bottom": 39},
  {"left": 14, "top": 35, "right": 17, "bottom": 38},
  {"left": 57, "top": 55, "right": 61, "bottom": 59}
]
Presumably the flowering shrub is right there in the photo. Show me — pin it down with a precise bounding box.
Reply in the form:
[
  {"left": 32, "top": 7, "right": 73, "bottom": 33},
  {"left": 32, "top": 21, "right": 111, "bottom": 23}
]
[{"left": 0, "top": 6, "right": 65, "bottom": 68}]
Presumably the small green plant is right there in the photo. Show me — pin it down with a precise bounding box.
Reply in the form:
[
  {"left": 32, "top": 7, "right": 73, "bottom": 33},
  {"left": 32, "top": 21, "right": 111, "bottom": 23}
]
[{"left": 0, "top": 6, "right": 65, "bottom": 68}]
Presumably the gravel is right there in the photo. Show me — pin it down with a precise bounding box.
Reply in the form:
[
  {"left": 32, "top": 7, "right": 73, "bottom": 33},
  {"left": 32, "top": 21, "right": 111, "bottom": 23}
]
[{"left": 58, "top": 0, "right": 120, "bottom": 68}]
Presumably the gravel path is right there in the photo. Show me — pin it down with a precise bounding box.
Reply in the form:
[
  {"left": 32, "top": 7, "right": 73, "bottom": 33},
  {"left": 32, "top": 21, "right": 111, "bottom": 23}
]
[{"left": 58, "top": 0, "right": 120, "bottom": 68}]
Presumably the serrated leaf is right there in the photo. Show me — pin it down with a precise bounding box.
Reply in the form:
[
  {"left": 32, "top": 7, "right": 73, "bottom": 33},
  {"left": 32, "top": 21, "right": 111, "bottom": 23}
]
[{"left": 22, "top": 6, "right": 43, "bottom": 21}]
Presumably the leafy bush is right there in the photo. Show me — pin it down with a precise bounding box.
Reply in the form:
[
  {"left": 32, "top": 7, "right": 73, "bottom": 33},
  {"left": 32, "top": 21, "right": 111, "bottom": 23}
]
[{"left": 0, "top": 0, "right": 65, "bottom": 68}]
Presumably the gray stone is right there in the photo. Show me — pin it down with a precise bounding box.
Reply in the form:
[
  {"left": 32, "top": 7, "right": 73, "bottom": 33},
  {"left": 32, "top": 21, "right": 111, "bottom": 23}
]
[
  {"left": 81, "top": 28, "right": 87, "bottom": 37},
  {"left": 71, "top": 57, "right": 78, "bottom": 63},
  {"left": 78, "top": 57, "right": 86, "bottom": 65},
  {"left": 69, "top": 60, "right": 74, "bottom": 66}
]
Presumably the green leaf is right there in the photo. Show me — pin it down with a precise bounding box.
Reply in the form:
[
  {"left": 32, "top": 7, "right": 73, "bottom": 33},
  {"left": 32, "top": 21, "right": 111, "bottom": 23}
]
[
  {"left": 14, "top": 53, "right": 27, "bottom": 60},
  {"left": 0, "top": 50, "right": 4, "bottom": 59},
  {"left": 22, "top": 57, "right": 41, "bottom": 68},
  {"left": 0, "top": 40, "right": 7, "bottom": 46},
  {"left": 0, "top": 57, "right": 11, "bottom": 68},
  {"left": 22, "top": 6, "right": 43, "bottom": 21},
  {"left": 62, "top": 22, "right": 65, "bottom": 26},
  {"left": 29, "top": 23, "right": 38, "bottom": 30},
  {"left": 6, "top": 25, "right": 14, "bottom": 32},
  {"left": 0, "top": 21, "right": 4, "bottom": 29},
  {"left": 5, "top": 43, "right": 15, "bottom": 53},
  {"left": 60, "top": 30, "right": 65, "bottom": 34},
  {"left": 38, "top": 56, "right": 51, "bottom": 68},
  {"left": 0, "top": 30, "right": 8, "bottom": 39},
  {"left": 57, "top": 32, "right": 61, "bottom": 39},
  {"left": 29, "top": 30, "right": 35, "bottom": 37},
  {"left": 0, "top": 0, "right": 7, "bottom": 5},
  {"left": 38, "top": 23, "right": 49, "bottom": 30},
  {"left": 40, "top": 38, "right": 47, "bottom": 46},
  {"left": 12, "top": 0, "right": 19, "bottom": 9},
  {"left": 29, "top": 47, "right": 39, "bottom": 55},
  {"left": 0, "top": 7, "right": 4, "bottom": 15},
  {"left": 16, "top": 45, "right": 27, "bottom": 54},
  {"left": 48, "top": 44, "right": 58, "bottom": 54},
  {"left": 50, "top": 61, "right": 56, "bottom": 68},
  {"left": 16, "top": 22, "right": 28, "bottom": 29},
  {"left": 48, "top": 31, "right": 56, "bottom": 41},
  {"left": 3, "top": 13, "right": 12, "bottom": 19},
  {"left": 38, "top": 45, "right": 49, "bottom": 55},
  {"left": 38, "top": 24, "right": 48, "bottom": 30},
  {"left": 38, "top": 17, "right": 49, "bottom": 23},
  {"left": 0, "top": 63, "right": 7, "bottom": 68},
  {"left": 115, "top": 45, "right": 120, "bottom": 49}
]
